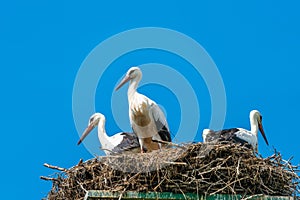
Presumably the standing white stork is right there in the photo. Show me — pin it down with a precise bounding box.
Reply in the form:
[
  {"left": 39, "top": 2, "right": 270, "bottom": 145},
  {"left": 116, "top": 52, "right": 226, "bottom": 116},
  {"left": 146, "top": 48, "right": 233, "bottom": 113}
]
[
  {"left": 202, "top": 110, "right": 269, "bottom": 152},
  {"left": 115, "top": 67, "right": 172, "bottom": 153},
  {"left": 77, "top": 113, "right": 140, "bottom": 155}
]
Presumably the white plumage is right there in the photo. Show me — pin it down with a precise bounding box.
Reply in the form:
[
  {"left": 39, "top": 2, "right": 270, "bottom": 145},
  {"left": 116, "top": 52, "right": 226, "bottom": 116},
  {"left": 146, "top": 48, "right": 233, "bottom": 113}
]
[
  {"left": 202, "top": 110, "right": 269, "bottom": 152},
  {"left": 77, "top": 113, "right": 140, "bottom": 155},
  {"left": 115, "top": 67, "right": 171, "bottom": 153}
]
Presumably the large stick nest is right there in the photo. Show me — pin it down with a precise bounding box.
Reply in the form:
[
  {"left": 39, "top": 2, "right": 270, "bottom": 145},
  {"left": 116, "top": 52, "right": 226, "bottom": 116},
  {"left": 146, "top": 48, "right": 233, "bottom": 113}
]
[{"left": 43, "top": 142, "right": 300, "bottom": 199}]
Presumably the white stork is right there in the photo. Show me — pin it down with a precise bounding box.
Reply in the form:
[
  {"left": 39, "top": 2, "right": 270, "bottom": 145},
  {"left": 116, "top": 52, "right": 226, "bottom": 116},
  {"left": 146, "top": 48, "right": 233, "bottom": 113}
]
[
  {"left": 115, "top": 67, "right": 171, "bottom": 153},
  {"left": 202, "top": 110, "right": 269, "bottom": 152},
  {"left": 77, "top": 113, "right": 140, "bottom": 155}
]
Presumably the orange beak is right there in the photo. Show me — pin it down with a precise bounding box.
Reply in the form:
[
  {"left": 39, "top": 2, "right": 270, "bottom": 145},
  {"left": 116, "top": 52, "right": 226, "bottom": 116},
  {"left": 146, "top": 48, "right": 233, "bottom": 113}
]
[
  {"left": 115, "top": 74, "right": 130, "bottom": 91},
  {"left": 77, "top": 124, "right": 95, "bottom": 145},
  {"left": 259, "top": 122, "right": 269, "bottom": 146}
]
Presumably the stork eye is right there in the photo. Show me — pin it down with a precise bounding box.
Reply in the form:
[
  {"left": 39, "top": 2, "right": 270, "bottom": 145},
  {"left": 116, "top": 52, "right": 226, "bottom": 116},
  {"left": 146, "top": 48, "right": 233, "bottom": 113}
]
[
  {"left": 260, "top": 116, "right": 263, "bottom": 121},
  {"left": 89, "top": 117, "right": 94, "bottom": 123},
  {"left": 129, "top": 70, "right": 134, "bottom": 75}
]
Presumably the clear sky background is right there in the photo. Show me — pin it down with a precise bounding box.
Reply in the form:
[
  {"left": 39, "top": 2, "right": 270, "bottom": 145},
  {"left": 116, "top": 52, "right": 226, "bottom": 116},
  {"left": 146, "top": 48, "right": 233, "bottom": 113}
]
[{"left": 1, "top": 1, "right": 299, "bottom": 199}]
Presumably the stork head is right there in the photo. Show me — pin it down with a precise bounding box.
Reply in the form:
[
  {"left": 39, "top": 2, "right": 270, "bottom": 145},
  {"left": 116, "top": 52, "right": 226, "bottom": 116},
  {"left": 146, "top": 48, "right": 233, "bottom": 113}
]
[
  {"left": 115, "top": 67, "right": 142, "bottom": 90},
  {"left": 77, "top": 113, "right": 105, "bottom": 145},
  {"left": 250, "top": 110, "right": 269, "bottom": 146}
]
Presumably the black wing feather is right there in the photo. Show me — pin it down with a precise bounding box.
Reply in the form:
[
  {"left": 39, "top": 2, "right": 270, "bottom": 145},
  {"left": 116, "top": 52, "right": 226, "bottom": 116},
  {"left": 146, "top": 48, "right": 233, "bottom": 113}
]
[
  {"left": 205, "top": 128, "right": 239, "bottom": 142},
  {"left": 150, "top": 103, "right": 172, "bottom": 142},
  {"left": 111, "top": 132, "right": 140, "bottom": 153},
  {"left": 206, "top": 128, "right": 252, "bottom": 149},
  {"left": 158, "top": 125, "right": 171, "bottom": 142}
]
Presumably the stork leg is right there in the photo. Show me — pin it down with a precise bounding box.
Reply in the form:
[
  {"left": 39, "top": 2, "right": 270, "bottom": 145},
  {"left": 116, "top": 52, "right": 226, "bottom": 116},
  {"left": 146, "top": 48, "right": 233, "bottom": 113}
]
[{"left": 139, "top": 138, "right": 145, "bottom": 153}]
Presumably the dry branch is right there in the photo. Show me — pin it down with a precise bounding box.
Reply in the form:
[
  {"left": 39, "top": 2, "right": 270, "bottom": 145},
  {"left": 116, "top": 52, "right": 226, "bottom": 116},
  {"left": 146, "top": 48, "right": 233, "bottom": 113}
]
[
  {"left": 43, "top": 163, "right": 67, "bottom": 172},
  {"left": 40, "top": 176, "right": 58, "bottom": 182},
  {"left": 152, "top": 139, "right": 186, "bottom": 148}
]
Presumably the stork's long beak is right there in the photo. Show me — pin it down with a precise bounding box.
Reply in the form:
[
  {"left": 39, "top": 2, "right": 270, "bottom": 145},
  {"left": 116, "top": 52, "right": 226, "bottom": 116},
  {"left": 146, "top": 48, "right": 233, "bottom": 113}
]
[
  {"left": 115, "top": 75, "right": 130, "bottom": 91},
  {"left": 77, "top": 124, "right": 95, "bottom": 145},
  {"left": 259, "top": 122, "right": 269, "bottom": 146}
]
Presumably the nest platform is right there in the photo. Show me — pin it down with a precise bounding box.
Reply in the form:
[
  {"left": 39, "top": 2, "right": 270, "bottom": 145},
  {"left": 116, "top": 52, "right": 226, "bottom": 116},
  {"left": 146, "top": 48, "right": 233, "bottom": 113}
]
[{"left": 42, "top": 142, "right": 300, "bottom": 199}]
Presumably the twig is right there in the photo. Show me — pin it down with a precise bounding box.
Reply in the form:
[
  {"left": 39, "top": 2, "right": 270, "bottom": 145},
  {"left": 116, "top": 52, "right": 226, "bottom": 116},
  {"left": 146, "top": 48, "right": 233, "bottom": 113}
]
[
  {"left": 40, "top": 176, "right": 58, "bottom": 181},
  {"left": 210, "top": 177, "right": 248, "bottom": 195},
  {"left": 43, "top": 163, "right": 67, "bottom": 172},
  {"left": 163, "top": 161, "right": 187, "bottom": 165},
  {"left": 236, "top": 157, "right": 241, "bottom": 176},
  {"left": 152, "top": 139, "right": 185, "bottom": 148},
  {"left": 153, "top": 172, "right": 168, "bottom": 191},
  {"left": 128, "top": 172, "right": 141, "bottom": 182},
  {"left": 76, "top": 181, "right": 87, "bottom": 193},
  {"left": 76, "top": 158, "right": 83, "bottom": 166},
  {"left": 118, "top": 185, "right": 129, "bottom": 200}
]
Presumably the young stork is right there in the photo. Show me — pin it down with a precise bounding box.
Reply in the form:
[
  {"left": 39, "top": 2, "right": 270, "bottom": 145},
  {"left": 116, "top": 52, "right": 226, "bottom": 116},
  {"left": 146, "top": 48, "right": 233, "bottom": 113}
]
[
  {"left": 202, "top": 110, "right": 269, "bottom": 152},
  {"left": 77, "top": 113, "right": 140, "bottom": 155},
  {"left": 115, "top": 67, "right": 172, "bottom": 153}
]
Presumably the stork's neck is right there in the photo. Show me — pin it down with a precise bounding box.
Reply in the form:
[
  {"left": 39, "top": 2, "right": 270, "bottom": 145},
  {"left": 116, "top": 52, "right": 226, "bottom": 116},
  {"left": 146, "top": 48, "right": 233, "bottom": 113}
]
[
  {"left": 128, "top": 77, "right": 140, "bottom": 101},
  {"left": 97, "top": 119, "right": 111, "bottom": 146},
  {"left": 250, "top": 115, "right": 259, "bottom": 135}
]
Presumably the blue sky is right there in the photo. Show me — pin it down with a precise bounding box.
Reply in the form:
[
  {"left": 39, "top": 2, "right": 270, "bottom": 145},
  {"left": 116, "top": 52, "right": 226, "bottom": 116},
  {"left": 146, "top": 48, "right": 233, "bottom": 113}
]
[{"left": 1, "top": 1, "right": 299, "bottom": 199}]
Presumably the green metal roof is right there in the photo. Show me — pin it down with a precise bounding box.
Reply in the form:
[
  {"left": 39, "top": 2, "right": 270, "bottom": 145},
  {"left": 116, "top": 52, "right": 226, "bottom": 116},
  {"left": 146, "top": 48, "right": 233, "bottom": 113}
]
[{"left": 84, "top": 190, "right": 293, "bottom": 200}]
